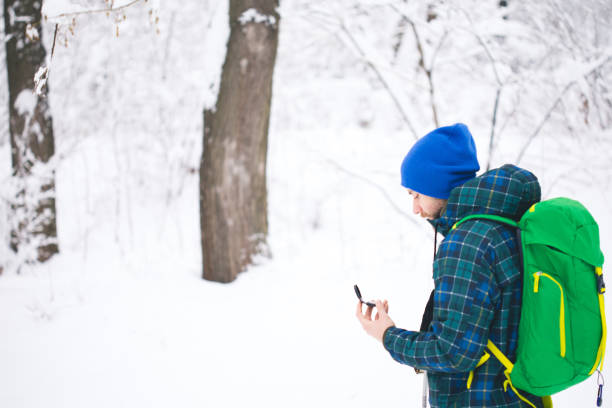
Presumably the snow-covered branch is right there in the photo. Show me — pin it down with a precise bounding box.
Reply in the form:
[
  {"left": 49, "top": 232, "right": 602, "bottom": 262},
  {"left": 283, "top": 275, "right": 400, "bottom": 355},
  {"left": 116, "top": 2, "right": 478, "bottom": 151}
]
[
  {"left": 339, "top": 20, "right": 419, "bottom": 140},
  {"left": 44, "top": 0, "right": 146, "bottom": 22},
  {"left": 322, "top": 158, "right": 420, "bottom": 227},
  {"left": 516, "top": 54, "right": 612, "bottom": 165}
]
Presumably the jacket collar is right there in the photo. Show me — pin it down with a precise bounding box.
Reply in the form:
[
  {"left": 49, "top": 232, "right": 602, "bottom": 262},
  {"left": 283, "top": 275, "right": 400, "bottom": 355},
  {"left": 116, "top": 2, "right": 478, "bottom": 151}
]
[{"left": 430, "top": 164, "right": 541, "bottom": 237}]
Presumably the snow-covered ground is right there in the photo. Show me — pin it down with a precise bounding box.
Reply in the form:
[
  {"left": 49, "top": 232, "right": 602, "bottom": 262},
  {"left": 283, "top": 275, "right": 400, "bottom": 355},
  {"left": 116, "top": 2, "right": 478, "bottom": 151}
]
[{"left": 1, "top": 1, "right": 611, "bottom": 407}]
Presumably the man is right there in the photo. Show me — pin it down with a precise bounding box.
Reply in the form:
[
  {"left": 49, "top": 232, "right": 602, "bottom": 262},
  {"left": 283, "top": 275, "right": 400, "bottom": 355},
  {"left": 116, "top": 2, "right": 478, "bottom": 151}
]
[{"left": 356, "top": 123, "right": 544, "bottom": 407}]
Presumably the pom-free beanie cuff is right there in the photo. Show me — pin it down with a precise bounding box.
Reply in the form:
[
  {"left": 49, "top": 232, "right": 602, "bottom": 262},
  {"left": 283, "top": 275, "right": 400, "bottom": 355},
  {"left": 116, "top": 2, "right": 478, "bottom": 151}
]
[{"left": 400, "top": 123, "right": 480, "bottom": 199}]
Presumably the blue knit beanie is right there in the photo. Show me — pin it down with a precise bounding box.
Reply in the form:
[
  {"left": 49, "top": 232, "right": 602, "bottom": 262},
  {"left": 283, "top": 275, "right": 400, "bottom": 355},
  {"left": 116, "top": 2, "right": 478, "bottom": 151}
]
[{"left": 400, "top": 123, "right": 480, "bottom": 199}]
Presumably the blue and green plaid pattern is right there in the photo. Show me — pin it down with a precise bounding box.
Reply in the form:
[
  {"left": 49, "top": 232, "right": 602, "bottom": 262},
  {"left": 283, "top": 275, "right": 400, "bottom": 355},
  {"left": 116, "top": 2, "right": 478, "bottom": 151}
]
[{"left": 383, "top": 165, "right": 543, "bottom": 407}]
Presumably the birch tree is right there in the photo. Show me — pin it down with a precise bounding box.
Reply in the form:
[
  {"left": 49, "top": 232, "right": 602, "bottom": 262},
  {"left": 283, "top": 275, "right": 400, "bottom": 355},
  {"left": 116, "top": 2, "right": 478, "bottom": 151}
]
[{"left": 201, "top": 0, "right": 279, "bottom": 283}]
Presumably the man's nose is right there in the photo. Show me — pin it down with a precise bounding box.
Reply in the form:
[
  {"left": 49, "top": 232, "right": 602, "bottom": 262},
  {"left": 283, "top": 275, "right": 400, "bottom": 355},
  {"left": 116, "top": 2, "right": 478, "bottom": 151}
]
[{"left": 413, "top": 201, "right": 420, "bottom": 215}]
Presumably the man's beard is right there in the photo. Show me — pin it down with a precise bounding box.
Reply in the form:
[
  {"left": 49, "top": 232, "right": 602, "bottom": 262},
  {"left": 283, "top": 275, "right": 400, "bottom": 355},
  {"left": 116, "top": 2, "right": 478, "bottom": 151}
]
[{"left": 422, "top": 207, "right": 444, "bottom": 220}]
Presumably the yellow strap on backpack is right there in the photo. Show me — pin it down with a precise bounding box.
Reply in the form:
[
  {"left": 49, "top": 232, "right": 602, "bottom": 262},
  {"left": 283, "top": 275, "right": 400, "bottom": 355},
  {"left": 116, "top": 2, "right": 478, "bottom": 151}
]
[
  {"left": 467, "top": 341, "right": 552, "bottom": 407},
  {"left": 589, "top": 267, "right": 607, "bottom": 375},
  {"left": 542, "top": 395, "right": 554, "bottom": 408},
  {"left": 467, "top": 351, "right": 490, "bottom": 389},
  {"left": 486, "top": 340, "right": 514, "bottom": 370}
]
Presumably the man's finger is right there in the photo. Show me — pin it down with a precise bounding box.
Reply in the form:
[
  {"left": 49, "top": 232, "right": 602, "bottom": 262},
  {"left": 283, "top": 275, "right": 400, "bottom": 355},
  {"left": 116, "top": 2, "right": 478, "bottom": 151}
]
[
  {"left": 365, "top": 304, "right": 374, "bottom": 320},
  {"left": 356, "top": 301, "right": 371, "bottom": 322},
  {"left": 356, "top": 302, "right": 367, "bottom": 325},
  {"left": 375, "top": 300, "right": 386, "bottom": 316}
]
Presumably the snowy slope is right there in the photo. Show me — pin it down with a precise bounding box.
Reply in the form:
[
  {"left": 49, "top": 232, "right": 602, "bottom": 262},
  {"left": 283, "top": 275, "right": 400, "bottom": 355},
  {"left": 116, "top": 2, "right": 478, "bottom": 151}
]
[{"left": 0, "top": 1, "right": 611, "bottom": 407}]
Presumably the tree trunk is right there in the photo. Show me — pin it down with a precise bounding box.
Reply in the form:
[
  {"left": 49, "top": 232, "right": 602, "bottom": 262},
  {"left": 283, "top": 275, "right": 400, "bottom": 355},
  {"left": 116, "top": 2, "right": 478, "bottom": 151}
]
[
  {"left": 4, "top": 0, "right": 59, "bottom": 264},
  {"left": 200, "top": 0, "right": 279, "bottom": 283}
]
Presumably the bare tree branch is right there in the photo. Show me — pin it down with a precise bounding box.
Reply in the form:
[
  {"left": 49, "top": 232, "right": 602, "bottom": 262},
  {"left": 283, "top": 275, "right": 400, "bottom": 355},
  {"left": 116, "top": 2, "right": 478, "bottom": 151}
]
[
  {"left": 471, "top": 34, "right": 502, "bottom": 85},
  {"left": 455, "top": 28, "right": 507, "bottom": 170},
  {"left": 516, "top": 55, "right": 612, "bottom": 165},
  {"left": 44, "top": 0, "right": 145, "bottom": 21},
  {"left": 390, "top": 5, "right": 440, "bottom": 128},
  {"left": 391, "top": 15, "right": 408, "bottom": 62},
  {"left": 429, "top": 30, "right": 449, "bottom": 73},
  {"left": 486, "top": 87, "right": 502, "bottom": 171},
  {"left": 408, "top": 18, "right": 437, "bottom": 126},
  {"left": 322, "top": 158, "right": 422, "bottom": 228},
  {"left": 339, "top": 20, "right": 419, "bottom": 140}
]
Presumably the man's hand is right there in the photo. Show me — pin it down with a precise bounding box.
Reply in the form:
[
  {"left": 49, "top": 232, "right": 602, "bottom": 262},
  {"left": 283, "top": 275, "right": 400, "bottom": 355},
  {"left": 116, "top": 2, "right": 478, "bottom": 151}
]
[{"left": 356, "top": 300, "right": 395, "bottom": 343}]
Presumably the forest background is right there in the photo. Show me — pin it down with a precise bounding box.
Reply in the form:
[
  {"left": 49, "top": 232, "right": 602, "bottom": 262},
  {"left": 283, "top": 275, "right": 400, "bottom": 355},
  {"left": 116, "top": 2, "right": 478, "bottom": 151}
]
[{"left": 1, "top": 0, "right": 611, "bottom": 407}]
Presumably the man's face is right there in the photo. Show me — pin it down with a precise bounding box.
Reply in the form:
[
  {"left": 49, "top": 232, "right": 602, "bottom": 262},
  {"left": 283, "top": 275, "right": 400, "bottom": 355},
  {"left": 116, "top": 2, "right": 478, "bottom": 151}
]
[{"left": 407, "top": 189, "right": 447, "bottom": 220}]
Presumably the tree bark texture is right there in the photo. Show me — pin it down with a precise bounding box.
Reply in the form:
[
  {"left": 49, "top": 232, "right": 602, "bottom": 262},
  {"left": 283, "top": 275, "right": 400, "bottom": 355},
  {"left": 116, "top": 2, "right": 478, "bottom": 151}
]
[
  {"left": 4, "top": 0, "right": 59, "bottom": 264},
  {"left": 200, "top": 0, "right": 279, "bottom": 283}
]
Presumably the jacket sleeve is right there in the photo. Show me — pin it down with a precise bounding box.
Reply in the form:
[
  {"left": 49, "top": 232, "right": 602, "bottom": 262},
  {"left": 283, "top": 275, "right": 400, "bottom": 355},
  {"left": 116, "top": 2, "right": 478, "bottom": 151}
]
[{"left": 383, "top": 230, "right": 500, "bottom": 373}]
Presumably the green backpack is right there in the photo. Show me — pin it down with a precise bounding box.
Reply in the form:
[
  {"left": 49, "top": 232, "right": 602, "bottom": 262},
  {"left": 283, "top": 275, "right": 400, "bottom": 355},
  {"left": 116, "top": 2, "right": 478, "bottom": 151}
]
[{"left": 454, "top": 197, "right": 606, "bottom": 408}]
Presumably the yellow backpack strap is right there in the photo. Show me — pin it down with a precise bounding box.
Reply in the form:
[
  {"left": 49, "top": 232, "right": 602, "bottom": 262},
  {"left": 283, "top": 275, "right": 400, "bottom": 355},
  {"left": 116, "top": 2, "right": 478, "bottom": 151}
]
[
  {"left": 589, "top": 266, "right": 607, "bottom": 375},
  {"left": 486, "top": 341, "right": 553, "bottom": 408},
  {"left": 486, "top": 340, "right": 514, "bottom": 371},
  {"left": 501, "top": 370, "right": 539, "bottom": 408},
  {"left": 467, "top": 351, "right": 490, "bottom": 389}
]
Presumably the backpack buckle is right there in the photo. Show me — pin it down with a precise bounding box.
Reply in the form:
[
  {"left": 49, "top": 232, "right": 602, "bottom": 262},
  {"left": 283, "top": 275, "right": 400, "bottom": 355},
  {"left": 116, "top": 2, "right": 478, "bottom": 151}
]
[{"left": 597, "top": 274, "right": 606, "bottom": 294}]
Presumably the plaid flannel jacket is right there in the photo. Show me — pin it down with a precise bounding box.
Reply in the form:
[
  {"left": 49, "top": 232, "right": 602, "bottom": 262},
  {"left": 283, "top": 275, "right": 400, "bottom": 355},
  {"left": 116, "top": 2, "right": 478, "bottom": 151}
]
[{"left": 383, "top": 164, "right": 544, "bottom": 408}]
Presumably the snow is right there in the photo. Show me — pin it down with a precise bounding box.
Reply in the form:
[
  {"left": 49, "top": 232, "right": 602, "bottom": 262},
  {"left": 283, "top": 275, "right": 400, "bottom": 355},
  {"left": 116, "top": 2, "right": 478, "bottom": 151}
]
[
  {"left": 13, "top": 89, "right": 36, "bottom": 115},
  {"left": 34, "top": 65, "right": 49, "bottom": 96},
  {"left": 25, "top": 24, "right": 39, "bottom": 42},
  {"left": 239, "top": 8, "right": 277, "bottom": 26},
  {"left": 7, "top": 5, "right": 34, "bottom": 26},
  {"left": 41, "top": 0, "right": 91, "bottom": 19},
  {"left": 0, "top": 1, "right": 611, "bottom": 407}
]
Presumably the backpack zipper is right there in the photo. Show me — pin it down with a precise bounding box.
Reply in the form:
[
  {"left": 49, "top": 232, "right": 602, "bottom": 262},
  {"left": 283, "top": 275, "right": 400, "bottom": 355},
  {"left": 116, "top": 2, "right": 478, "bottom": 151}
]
[{"left": 533, "top": 271, "right": 566, "bottom": 358}]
